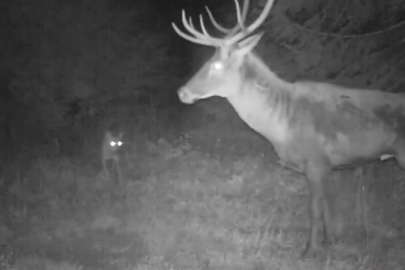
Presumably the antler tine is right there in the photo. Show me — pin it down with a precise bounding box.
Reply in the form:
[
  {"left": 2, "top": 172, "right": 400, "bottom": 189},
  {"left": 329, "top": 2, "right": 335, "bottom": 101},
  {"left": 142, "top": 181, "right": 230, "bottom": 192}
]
[
  {"left": 244, "top": 0, "right": 273, "bottom": 33},
  {"left": 199, "top": 15, "right": 212, "bottom": 37},
  {"left": 181, "top": 11, "right": 213, "bottom": 42},
  {"left": 171, "top": 22, "right": 212, "bottom": 46},
  {"left": 225, "top": 0, "right": 274, "bottom": 46},
  {"left": 205, "top": 6, "right": 232, "bottom": 34},
  {"left": 234, "top": 0, "right": 249, "bottom": 34},
  {"left": 205, "top": 0, "right": 250, "bottom": 38},
  {"left": 171, "top": 10, "right": 222, "bottom": 46}
]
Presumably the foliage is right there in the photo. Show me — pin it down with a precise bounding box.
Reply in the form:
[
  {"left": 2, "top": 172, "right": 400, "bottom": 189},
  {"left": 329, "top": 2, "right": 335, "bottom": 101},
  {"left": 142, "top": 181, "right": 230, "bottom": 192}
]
[{"left": 266, "top": 0, "right": 405, "bottom": 90}]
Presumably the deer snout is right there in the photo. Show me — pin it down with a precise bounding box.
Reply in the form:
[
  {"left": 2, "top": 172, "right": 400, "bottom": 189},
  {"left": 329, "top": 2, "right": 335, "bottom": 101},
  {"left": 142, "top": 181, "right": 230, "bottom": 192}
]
[{"left": 178, "top": 87, "right": 197, "bottom": 104}]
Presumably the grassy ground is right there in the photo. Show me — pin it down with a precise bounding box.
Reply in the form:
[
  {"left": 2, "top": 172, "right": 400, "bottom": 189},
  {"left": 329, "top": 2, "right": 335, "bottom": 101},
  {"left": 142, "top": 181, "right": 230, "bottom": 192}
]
[{"left": 1, "top": 103, "right": 405, "bottom": 270}]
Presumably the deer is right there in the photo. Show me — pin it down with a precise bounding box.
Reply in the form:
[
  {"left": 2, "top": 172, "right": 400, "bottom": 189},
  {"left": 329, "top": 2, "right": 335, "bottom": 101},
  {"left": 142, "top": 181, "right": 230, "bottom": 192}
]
[{"left": 171, "top": 0, "right": 405, "bottom": 259}]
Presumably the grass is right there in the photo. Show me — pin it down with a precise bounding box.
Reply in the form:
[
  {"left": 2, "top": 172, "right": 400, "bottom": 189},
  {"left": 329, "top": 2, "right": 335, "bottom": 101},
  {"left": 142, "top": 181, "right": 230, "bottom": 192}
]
[{"left": 1, "top": 105, "right": 405, "bottom": 270}]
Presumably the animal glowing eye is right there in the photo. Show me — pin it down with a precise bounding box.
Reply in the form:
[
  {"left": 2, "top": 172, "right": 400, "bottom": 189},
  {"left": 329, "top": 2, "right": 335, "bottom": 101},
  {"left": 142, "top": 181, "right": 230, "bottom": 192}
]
[
  {"left": 110, "top": 141, "right": 123, "bottom": 147},
  {"left": 213, "top": 61, "right": 223, "bottom": 70}
]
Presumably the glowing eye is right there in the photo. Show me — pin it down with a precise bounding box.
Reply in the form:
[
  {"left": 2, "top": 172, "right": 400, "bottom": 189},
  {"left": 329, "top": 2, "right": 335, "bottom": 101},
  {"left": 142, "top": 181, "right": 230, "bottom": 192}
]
[
  {"left": 213, "top": 61, "right": 223, "bottom": 70},
  {"left": 110, "top": 141, "right": 122, "bottom": 147}
]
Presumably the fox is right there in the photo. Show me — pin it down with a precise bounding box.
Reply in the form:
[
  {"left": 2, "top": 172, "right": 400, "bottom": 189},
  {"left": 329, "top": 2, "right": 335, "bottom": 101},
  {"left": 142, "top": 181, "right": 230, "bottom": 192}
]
[{"left": 101, "top": 130, "right": 124, "bottom": 184}]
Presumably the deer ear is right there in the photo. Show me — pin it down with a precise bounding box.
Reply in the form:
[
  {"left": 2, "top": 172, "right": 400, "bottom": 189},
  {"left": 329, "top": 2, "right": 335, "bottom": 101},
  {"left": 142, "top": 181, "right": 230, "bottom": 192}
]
[{"left": 235, "top": 32, "right": 264, "bottom": 56}]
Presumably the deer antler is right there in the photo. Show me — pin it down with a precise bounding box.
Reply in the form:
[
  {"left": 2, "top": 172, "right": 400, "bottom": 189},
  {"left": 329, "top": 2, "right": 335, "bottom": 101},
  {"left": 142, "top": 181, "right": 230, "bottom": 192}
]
[{"left": 172, "top": 0, "right": 274, "bottom": 48}]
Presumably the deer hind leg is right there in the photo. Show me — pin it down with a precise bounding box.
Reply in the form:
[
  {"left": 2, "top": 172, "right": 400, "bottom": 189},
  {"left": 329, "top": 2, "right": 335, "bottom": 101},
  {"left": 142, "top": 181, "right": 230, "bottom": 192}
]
[{"left": 301, "top": 160, "right": 333, "bottom": 259}]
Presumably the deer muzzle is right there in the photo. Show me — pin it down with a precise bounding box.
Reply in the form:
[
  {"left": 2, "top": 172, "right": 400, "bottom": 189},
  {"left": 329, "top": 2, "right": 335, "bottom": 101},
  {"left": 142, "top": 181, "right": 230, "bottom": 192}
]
[{"left": 178, "top": 87, "right": 197, "bottom": 104}]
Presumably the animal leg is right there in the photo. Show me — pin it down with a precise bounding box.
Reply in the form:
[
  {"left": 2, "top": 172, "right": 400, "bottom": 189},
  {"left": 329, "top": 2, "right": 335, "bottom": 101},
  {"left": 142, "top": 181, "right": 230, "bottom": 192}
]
[
  {"left": 396, "top": 146, "right": 405, "bottom": 170},
  {"left": 113, "top": 158, "right": 124, "bottom": 186},
  {"left": 102, "top": 159, "right": 111, "bottom": 179},
  {"left": 301, "top": 160, "right": 332, "bottom": 259},
  {"left": 321, "top": 189, "right": 335, "bottom": 246}
]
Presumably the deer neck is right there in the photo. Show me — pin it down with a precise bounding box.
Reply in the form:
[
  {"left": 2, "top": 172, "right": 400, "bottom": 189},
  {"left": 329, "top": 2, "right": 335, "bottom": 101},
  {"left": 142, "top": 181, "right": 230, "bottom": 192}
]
[{"left": 226, "top": 54, "right": 294, "bottom": 145}]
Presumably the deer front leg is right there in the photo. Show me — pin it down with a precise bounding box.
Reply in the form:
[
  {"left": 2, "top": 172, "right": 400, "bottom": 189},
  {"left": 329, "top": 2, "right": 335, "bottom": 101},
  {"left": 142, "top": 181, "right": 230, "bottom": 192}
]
[{"left": 300, "top": 160, "right": 333, "bottom": 259}]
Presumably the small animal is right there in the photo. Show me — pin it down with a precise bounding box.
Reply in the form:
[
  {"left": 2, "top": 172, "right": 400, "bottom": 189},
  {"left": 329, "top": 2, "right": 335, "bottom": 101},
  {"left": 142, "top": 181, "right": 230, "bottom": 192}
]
[{"left": 101, "top": 131, "right": 124, "bottom": 184}]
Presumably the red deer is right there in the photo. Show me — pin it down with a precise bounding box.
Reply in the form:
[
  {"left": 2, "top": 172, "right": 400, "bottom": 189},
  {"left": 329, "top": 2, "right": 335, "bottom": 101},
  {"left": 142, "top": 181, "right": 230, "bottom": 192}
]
[{"left": 172, "top": 0, "right": 405, "bottom": 259}]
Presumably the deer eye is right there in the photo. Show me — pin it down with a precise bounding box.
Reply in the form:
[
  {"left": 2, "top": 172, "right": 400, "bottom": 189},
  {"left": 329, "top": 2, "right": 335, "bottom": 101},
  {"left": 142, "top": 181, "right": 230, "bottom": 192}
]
[{"left": 212, "top": 61, "right": 224, "bottom": 70}]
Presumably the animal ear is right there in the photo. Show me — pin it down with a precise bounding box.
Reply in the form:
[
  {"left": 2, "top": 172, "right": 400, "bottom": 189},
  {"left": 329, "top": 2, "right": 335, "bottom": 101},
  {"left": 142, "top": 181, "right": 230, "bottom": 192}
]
[
  {"left": 235, "top": 32, "right": 264, "bottom": 56},
  {"left": 105, "top": 131, "right": 113, "bottom": 140},
  {"left": 118, "top": 132, "right": 124, "bottom": 140}
]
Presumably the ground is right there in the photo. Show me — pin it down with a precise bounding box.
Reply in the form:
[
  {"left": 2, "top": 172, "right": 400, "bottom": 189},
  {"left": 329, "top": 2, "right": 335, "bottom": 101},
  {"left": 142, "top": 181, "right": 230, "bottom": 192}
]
[{"left": 1, "top": 103, "right": 405, "bottom": 270}]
